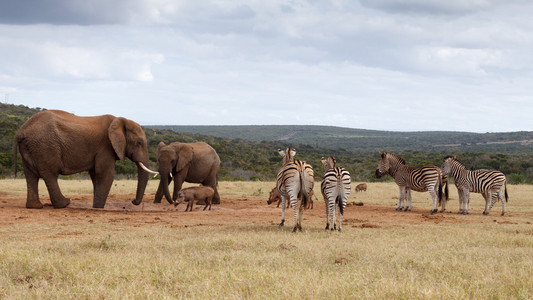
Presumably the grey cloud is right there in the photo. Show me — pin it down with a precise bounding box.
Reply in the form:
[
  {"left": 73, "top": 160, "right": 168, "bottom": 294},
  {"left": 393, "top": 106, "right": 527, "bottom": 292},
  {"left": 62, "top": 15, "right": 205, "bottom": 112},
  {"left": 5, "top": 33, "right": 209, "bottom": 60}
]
[
  {"left": 0, "top": 0, "right": 151, "bottom": 25},
  {"left": 359, "top": 0, "right": 492, "bottom": 15}
]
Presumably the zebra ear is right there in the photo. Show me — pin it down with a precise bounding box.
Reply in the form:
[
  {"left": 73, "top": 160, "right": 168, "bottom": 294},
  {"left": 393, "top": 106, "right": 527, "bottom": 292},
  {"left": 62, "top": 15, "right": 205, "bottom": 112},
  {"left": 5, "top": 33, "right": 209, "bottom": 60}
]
[
  {"left": 380, "top": 152, "right": 386, "bottom": 159},
  {"left": 278, "top": 149, "right": 286, "bottom": 157},
  {"left": 321, "top": 157, "right": 327, "bottom": 166},
  {"left": 290, "top": 148, "right": 296, "bottom": 157}
]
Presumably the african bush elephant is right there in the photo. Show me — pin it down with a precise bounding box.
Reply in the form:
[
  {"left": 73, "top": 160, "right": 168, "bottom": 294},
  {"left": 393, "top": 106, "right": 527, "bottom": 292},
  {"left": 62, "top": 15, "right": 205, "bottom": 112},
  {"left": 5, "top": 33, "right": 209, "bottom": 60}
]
[
  {"left": 14, "top": 110, "right": 158, "bottom": 209},
  {"left": 154, "top": 142, "right": 221, "bottom": 205}
]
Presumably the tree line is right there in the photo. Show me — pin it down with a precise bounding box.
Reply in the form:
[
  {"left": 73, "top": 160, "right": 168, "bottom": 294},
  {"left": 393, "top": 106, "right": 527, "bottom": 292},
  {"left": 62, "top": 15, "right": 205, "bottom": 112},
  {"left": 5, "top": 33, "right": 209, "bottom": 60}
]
[{"left": 1, "top": 103, "right": 533, "bottom": 183}]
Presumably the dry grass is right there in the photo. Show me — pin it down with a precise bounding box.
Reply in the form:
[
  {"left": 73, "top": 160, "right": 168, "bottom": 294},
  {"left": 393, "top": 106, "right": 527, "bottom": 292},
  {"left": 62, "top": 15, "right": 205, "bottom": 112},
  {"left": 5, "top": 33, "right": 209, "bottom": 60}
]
[{"left": 1, "top": 179, "right": 532, "bottom": 299}]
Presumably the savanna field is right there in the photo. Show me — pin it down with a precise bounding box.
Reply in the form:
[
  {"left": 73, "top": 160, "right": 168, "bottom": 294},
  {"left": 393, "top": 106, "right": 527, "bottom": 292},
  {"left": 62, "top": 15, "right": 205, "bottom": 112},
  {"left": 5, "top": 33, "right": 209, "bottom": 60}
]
[{"left": 0, "top": 179, "right": 532, "bottom": 299}]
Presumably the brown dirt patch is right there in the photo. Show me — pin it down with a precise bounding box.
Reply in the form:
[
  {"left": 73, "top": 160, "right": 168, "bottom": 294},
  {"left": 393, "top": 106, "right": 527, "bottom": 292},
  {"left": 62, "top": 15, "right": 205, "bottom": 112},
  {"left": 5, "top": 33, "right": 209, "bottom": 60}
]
[{"left": 0, "top": 193, "right": 521, "bottom": 228}]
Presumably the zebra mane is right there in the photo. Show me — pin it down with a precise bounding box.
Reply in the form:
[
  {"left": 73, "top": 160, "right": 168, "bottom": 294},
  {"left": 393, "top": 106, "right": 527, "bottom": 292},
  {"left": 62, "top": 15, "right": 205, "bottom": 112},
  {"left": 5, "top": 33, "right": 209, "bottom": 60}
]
[{"left": 385, "top": 152, "right": 406, "bottom": 165}]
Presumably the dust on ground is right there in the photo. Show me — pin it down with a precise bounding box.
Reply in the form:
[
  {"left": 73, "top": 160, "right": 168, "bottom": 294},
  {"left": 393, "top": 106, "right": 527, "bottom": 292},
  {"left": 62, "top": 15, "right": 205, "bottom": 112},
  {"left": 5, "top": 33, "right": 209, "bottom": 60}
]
[{"left": 0, "top": 193, "right": 525, "bottom": 229}]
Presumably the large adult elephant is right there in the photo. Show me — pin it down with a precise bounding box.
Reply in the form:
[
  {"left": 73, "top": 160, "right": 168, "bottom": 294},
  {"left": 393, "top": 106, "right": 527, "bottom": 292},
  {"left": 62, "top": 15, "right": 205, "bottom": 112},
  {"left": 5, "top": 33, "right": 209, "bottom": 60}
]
[
  {"left": 14, "top": 110, "right": 158, "bottom": 209},
  {"left": 154, "top": 141, "right": 221, "bottom": 205}
]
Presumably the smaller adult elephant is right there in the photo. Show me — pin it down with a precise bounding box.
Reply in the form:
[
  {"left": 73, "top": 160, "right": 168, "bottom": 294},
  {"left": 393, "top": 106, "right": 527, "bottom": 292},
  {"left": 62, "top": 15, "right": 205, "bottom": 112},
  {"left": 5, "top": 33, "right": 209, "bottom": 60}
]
[{"left": 154, "top": 142, "right": 221, "bottom": 205}]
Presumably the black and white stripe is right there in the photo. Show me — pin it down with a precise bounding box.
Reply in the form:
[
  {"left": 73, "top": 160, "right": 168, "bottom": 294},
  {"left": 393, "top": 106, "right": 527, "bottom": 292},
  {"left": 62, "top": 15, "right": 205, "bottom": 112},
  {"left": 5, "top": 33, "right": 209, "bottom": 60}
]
[
  {"left": 376, "top": 152, "right": 444, "bottom": 214},
  {"left": 276, "top": 147, "right": 314, "bottom": 232},
  {"left": 441, "top": 156, "right": 508, "bottom": 216},
  {"left": 321, "top": 156, "right": 351, "bottom": 231}
]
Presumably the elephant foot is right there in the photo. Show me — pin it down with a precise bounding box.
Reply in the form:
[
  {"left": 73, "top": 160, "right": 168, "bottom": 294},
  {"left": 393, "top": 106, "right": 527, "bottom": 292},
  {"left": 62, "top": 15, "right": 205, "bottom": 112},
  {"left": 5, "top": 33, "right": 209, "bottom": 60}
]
[
  {"left": 53, "top": 197, "right": 71, "bottom": 209},
  {"left": 26, "top": 200, "right": 44, "bottom": 209}
]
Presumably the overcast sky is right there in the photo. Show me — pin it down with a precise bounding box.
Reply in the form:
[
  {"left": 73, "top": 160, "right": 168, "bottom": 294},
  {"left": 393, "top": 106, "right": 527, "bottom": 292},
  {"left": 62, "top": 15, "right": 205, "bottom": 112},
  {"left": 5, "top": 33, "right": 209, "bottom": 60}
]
[{"left": 1, "top": 0, "right": 533, "bottom": 132}]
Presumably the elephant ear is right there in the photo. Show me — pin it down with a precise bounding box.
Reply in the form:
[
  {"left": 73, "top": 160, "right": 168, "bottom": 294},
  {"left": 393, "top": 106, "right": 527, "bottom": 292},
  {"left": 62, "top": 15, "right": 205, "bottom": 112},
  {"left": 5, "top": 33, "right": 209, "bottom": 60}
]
[
  {"left": 156, "top": 142, "right": 166, "bottom": 161},
  {"left": 175, "top": 144, "right": 194, "bottom": 173},
  {"left": 108, "top": 118, "right": 127, "bottom": 161}
]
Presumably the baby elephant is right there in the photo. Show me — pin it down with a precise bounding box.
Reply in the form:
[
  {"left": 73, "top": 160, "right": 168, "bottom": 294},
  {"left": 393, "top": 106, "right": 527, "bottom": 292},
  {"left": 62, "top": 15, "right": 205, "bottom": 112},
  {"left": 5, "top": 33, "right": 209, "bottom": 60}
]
[{"left": 175, "top": 186, "right": 215, "bottom": 212}]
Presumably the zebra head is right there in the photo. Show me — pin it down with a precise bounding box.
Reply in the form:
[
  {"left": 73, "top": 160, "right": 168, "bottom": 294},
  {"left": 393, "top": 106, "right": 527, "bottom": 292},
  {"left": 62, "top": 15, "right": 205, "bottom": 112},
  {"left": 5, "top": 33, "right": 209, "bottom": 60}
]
[
  {"left": 278, "top": 147, "right": 296, "bottom": 165},
  {"left": 442, "top": 156, "right": 465, "bottom": 176},
  {"left": 375, "top": 152, "right": 388, "bottom": 178},
  {"left": 441, "top": 156, "right": 455, "bottom": 176},
  {"left": 321, "top": 156, "right": 336, "bottom": 172}
]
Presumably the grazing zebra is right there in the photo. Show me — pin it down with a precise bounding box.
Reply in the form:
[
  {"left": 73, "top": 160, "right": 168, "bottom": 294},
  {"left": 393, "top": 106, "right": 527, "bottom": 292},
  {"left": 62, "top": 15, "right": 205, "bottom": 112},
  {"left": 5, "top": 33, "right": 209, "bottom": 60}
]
[
  {"left": 441, "top": 156, "right": 508, "bottom": 216},
  {"left": 375, "top": 152, "right": 444, "bottom": 214},
  {"left": 321, "top": 156, "right": 351, "bottom": 231},
  {"left": 276, "top": 147, "right": 314, "bottom": 232}
]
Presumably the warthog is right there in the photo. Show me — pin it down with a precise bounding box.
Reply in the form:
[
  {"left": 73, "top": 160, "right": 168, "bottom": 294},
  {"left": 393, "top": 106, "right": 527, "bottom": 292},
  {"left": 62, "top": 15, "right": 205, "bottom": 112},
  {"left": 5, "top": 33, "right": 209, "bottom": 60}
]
[
  {"left": 175, "top": 186, "right": 214, "bottom": 212},
  {"left": 267, "top": 187, "right": 314, "bottom": 209},
  {"left": 355, "top": 183, "right": 367, "bottom": 192}
]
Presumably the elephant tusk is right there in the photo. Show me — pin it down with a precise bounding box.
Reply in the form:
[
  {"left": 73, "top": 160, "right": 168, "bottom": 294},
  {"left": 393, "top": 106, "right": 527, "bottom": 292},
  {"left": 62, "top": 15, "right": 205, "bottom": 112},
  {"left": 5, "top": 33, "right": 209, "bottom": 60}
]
[{"left": 138, "top": 162, "right": 159, "bottom": 178}]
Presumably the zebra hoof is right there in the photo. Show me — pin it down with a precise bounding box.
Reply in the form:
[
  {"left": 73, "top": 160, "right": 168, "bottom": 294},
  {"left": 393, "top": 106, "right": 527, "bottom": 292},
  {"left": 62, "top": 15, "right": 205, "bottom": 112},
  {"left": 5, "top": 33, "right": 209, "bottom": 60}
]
[
  {"left": 395, "top": 208, "right": 402, "bottom": 211},
  {"left": 325, "top": 225, "right": 329, "bottom": 230},
  {"left": 482, "top": 211, "right": 489, "bottom": 215},
  {"left": 430, "top": 209, "right": 437, "bottom": 215},
  {"left": 279, "top": 220, "right": 285, "bottom": 227},
  {"left": 501, "top": 212, "right": 505, "bottom": 216}
]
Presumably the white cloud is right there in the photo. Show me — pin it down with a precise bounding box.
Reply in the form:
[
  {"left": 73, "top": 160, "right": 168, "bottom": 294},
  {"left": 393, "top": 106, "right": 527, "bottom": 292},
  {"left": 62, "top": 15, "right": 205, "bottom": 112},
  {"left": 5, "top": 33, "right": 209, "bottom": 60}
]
[{"left": 1, "top": 0, "right": 533, "bottom": 132}]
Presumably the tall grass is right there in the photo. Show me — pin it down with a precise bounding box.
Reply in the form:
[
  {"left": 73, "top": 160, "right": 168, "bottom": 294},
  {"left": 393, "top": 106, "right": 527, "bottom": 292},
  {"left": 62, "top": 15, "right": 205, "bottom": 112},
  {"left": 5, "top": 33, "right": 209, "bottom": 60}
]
[{"left": 1, "top": 180, "right": 532, "bottom": 298}]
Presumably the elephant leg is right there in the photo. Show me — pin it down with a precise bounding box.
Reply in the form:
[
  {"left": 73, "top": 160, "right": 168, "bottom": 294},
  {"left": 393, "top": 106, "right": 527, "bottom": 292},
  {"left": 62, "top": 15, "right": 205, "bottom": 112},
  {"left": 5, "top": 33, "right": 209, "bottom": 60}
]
[
  {"left": 203, "top": 175, "right": 220, "bottom": 205},
  {"left": 90, "top": 169, "right": 115, "bottom": 209},
  {"left": 154, "top": 174, "right": 172, "bottom": 203},
  {"left": 172, "top": 175, "right": 184, "bottom": 202},
  {"left": 41, "top": 172, "right": 70, "bottom": 209},
  {"left": 23, "top": 163, "right": 43, "bottom": 209}
]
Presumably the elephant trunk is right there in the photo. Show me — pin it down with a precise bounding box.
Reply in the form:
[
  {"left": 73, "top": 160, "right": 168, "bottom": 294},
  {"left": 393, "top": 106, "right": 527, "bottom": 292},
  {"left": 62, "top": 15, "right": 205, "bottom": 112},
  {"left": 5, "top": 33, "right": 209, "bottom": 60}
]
[
  {"left": 131, "top": 161, "right": 155, "bottom": 205},
  {"left": 160, "top": 169, "right": 174, "bottom": 204}
]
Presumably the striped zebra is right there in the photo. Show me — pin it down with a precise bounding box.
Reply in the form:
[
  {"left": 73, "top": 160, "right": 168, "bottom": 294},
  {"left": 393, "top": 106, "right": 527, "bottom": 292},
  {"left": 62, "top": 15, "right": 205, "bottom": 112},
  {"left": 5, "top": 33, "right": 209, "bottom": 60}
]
[
  {"left": 321, "top": 156, "right": 351, "bottom": 231},
  {"left": 375, "top": 152, "right": 444, "bottom": 214},
  {"left": 276, "top": 147, "right": 314, "bottom": 232},
  {"left": 441, "top": 156, "right": 508, "bottom": 216}
]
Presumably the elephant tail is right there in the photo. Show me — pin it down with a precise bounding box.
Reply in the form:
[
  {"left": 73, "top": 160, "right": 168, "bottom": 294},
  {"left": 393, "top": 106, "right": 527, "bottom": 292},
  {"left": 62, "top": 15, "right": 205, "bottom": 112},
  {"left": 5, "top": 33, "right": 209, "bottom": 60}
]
[{"left": 13, "top": 137, "right": 18, "bottom": 178}]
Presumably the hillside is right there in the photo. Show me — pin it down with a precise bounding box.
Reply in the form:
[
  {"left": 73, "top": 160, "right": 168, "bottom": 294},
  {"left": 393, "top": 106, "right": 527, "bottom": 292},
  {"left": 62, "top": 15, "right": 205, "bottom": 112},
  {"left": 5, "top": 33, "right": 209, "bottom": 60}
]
[
  {"left": 147, "top": 125, "right": 533, "bottom": 154},
  {"left": 2, "top": 103, "right": 533, "bottom": 183}
]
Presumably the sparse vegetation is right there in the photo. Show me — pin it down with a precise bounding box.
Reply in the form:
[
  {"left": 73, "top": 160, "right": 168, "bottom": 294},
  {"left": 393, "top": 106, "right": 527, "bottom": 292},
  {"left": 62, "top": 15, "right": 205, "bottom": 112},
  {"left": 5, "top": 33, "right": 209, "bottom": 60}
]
[
  {"left": 0, "top": 180, "right": 532, "bottom": 298},
  {"left": 2, "top": 102, "right": 533, "bottom": 183}
]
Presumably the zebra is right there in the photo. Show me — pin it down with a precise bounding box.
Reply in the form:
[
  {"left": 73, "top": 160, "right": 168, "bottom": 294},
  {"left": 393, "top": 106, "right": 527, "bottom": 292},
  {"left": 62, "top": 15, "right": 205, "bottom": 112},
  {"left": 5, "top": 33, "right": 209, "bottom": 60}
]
[
  {"left": 375, "top": 152, "right": 444, "bottom": 214},
  {"left": 321, "top": 156, "right": 351, "bottom": 231},
  {"left": 276, "top": 147, "right": 314, "bottom": 232},
  {"left": 441, "top": 156, "right": 508, "bottom": 216}
]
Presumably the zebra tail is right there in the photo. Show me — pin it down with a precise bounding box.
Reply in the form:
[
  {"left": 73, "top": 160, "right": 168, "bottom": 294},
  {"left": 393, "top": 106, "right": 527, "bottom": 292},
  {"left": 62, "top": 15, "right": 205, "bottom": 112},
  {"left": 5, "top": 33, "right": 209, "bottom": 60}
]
[
  {"left": 505, "top": 183, "right": 509, "bottom": 203},
  {"left": 437, "top": 178, "right": 443, "bottom": 206},
  {"left": 337, "top": 195, "right": 344, "bottom": 215},
  {"left": 444, "top": 180, "right": 449, "bottom": 201},
  {"left": 299, "top": 172, "right": 307, "bottom": 208}
]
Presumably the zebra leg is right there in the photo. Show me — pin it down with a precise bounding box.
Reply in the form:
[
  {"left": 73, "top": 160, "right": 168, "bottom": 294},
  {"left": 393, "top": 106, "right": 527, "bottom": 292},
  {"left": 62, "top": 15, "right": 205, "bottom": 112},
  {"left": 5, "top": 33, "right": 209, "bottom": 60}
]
[
  {"left": 429, "top": 188, "right": 438, "bottom": 215},
  {"left": 279, "top": 195, "right": 286, "bottom": 227},
  {"left": 324, "top": 197, "right": 330, "bottom": 230},
  {"left": 396, "top": 188, "right": 404, "bottom": 211},
  {"left": 439, "top": 185, "right": 446, "bottom": 213},
  {"left": 456, "top": 188, "right": 463, "bottom": 214},
  {"left": 482, "top": 192, "right": 491, "bottom": 215},
  {"left": 291, "top": 195, "right": 300, "bottom": 232},
  {"left": 463, "top": 190, "right": 470, "bottom": 215},
  {"left": 405, "top": 189, "right": 412, "bottom": 212},
  {"left": 499, "top": 189, "right": 506, "bottom": 216}
]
